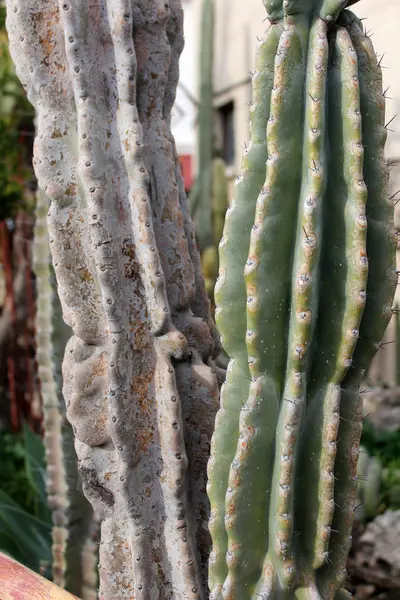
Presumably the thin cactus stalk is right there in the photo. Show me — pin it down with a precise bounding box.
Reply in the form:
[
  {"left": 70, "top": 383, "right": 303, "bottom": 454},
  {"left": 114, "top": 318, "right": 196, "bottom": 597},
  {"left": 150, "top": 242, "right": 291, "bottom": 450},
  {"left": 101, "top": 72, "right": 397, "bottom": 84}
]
[
  {"left": 6, "top": 1, "right": 219, "bottom": 599},
  {"left": 208, "top": 1, "right": 396, "bottom": 599},
  {"left": 33, "top": 188, "right": 98, "bottom": 599},
  {"left": 201, "top": 158, "right": 229, "bottom": 302},
  {"left": 396, "top": 300, "right": 400, "bottom": 386},
  {"left": 211, "top": 158, "right": 229, "bottom": 251},
  {"left": 191, "top": 0, "right": 214, "bottom": 251},
  {"left": 355, "top": 446, "right": 382, "bottom": 522}
]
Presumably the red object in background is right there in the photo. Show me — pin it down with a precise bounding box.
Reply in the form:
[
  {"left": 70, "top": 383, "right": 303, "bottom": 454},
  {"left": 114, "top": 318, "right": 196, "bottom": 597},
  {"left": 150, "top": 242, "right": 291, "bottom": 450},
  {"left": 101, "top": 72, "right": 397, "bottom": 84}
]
[
  {"left": 0, "top": 221, "right": 19, "bottom": 432},
  {"left": 0, "top": 216, "right": 40, "bottom": 434},
  {"left": 179, "top": 154, "right": 193, "bottom": 191}
]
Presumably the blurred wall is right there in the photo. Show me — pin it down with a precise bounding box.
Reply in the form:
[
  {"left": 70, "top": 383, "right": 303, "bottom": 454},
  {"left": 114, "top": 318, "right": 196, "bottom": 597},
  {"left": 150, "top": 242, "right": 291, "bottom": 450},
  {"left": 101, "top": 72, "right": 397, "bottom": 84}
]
[{"left": 171, "top": 0, "right": 198, "bottom": 188}]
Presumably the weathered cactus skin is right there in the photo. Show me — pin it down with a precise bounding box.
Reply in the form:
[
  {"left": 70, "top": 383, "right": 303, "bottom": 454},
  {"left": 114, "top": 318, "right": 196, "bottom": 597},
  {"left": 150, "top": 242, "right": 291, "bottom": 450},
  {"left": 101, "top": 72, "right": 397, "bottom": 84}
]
[
  {"left": 6, "top": 1, "right": 219, "bottom": 599},
  {"left": 33, "top": 189, "right": 98, "bottom": 598},
  {"left": 208, "top": 1, "right": 396, "bottom": 598}
]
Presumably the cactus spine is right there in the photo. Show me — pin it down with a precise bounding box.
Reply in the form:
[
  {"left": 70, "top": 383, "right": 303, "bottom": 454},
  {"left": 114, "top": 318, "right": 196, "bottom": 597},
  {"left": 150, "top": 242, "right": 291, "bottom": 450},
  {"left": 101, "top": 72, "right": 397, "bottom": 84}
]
[
  {"left": 33, "top": 189, "right": 98, "bottom": 598},
  {"left": 208, "top": 1, "right": 396, "bottom": 598},
  {"left": 6, "top": 1, "right": 219, "bottom": 598}
]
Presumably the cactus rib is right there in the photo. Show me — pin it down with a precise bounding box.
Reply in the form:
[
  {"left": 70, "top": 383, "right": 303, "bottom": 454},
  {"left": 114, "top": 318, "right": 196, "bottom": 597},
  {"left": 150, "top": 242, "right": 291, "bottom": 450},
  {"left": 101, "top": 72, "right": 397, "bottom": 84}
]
[
  {"left": 207, "top": 22, "right": 282, "bottom": 597},
  {"left": 316, "top": 14, "right": 397, "bottom": 598},
  {"left": 224, "top": 15, "right": 309, "bottom": 596},
  {"left": 295, "top": 18, "right": 369, "bottom": 578}
]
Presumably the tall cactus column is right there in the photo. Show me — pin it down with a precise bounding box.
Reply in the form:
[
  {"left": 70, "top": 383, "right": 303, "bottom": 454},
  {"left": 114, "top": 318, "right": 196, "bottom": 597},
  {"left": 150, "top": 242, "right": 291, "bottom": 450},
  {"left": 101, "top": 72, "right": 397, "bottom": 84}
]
[
  {"left": 208, "top": 1, "right": 397, "bottom": 599},
  {"left": 6, "top": 1, "right": 219, "bottom": 599},
  {"left": 193, "top": 0, "right": 214, "bottom": 252}
]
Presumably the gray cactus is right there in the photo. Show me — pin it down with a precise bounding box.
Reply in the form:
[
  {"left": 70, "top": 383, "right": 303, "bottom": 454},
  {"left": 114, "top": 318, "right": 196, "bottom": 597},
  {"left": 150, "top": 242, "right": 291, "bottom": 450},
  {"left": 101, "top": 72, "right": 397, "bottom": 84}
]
[{"left": 7, "top": 1, "right": 219, "bottom": 598}]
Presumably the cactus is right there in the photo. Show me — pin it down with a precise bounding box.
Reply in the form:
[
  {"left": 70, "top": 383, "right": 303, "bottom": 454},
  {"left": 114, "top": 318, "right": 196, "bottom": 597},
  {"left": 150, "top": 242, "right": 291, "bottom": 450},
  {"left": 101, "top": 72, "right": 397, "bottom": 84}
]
[
  {"left": 355, "top": 447, "right": 383, "bottom": 522},
  {"left": 201, "top": 158, "right": 229, "bottom": 305},
  {"left": 396, "top": 300, "right": 400, "bottom": 385},
  {"left": 6, "top": 1, "right": 220, "bottom": 598},
  {"left": 33, "top": 189, "right": 99, "bottom": 598},
  {"left": 208, "top": 1, "right": 396, "bottom": 599},
  {"left": 191, "top": 0, "right": 214, "bottom": 252},
  {"left": 191, "top": 0, "right": 229, "bottom": 303}
]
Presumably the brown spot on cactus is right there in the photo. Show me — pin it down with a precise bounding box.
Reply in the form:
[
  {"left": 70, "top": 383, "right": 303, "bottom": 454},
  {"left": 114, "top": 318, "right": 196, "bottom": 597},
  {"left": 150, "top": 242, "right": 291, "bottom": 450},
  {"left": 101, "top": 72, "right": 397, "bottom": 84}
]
[
  {"left": 64, "top": 183, "right": 76, "bottom": 196},
  {"left": 51, "top": 128, "right": 63, "bottom": 138}
]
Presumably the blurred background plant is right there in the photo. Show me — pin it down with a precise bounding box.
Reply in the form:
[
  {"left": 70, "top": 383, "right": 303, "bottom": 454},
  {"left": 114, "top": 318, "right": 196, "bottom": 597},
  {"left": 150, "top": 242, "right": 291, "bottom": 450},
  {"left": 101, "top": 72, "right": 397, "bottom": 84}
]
[
  {"left": 0, "top": 422, "right": 52, "bottom": 577},
  {"left": 0, "top": 1, "right": 35, "bottom": 221},
  {"left": 0, "top": 0, "right": 37, "bottom": 434},
  {"left": 358, "top": 423, "right": 400, "bottom": 518}
]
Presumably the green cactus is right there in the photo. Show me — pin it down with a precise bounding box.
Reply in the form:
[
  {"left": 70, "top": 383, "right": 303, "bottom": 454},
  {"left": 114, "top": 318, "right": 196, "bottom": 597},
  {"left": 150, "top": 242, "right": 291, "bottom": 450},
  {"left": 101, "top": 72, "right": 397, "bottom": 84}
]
[
  {"left": 211, "top": 158, "right": 229, "bottom": 248},
  {"left": 396, "top": 300, "right": 400, "bottom": 386},
  {"left": 355, "top": 446, "right": 383, "bottom": 522},
  {"left": 191, "top": 0, "right": 229, "bottom": 302},
  {"left": 192, "top": 0, "right": 214, "bottom": 252},
  {"left": 201, "top": 158, "right": 229, "bottom": 306},
  {"left": 33, "top": 189, "right": 98, "bottom": 598},
  {"left": 208, "top": 2, "right": 396, "bottom": 598}
]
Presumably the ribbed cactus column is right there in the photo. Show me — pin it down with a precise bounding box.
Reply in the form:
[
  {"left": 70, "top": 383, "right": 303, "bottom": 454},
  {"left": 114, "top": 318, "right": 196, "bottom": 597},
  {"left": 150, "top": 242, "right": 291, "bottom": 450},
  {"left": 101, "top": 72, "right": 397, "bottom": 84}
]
[
  {"left": 208, "top": 1, "right": 396, "bottom": 598},
  {"left": 33, "top": 189, "right": 98, "bottom": 599},
  {"left": 208, "top": 20, "right": 282, "bottom": 597},
  {"left": 6, "top": 1, "right": 218, "bottom": 599}
]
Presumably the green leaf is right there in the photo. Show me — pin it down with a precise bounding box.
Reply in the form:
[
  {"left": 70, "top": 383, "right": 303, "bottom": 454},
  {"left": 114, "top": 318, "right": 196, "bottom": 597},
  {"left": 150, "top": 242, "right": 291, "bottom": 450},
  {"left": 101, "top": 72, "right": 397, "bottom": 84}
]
[
  {"left": 0, "top": 529, "right": 28, "bottom": 564},
  {"left": 22, "top": 422, "right": 52, "bottom": 522},
  {"left": 0, "top": 489, "right": 51, "bottom": 564},
  {"left": 0, "top": 526, "right": 45, "bottom": 573},
  {"left": 22, "top": 422, "right": 47, "bottom": 503}
]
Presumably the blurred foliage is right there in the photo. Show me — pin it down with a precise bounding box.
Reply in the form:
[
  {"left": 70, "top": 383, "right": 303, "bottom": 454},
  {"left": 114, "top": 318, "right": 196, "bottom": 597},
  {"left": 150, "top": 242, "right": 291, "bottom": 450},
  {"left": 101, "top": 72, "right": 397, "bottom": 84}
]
[
  {"left": 0, "top": 423, "right": 52, "bottom": 577},
  {"left": 361, "top": 421, "right": 400, "bottom": 468},
  {"left": 0, "top": 2, "right": 35, "bottom": 220},
  {"left": 361, "top": 421, "right": 400, "bottom": 512}
]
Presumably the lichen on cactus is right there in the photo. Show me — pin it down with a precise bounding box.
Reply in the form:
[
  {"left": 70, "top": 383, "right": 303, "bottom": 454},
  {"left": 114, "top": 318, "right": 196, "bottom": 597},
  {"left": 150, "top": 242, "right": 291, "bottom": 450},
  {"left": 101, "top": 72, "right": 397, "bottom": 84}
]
[
  {"left": 6, "top": 1, "right": 219, "bottom": 599},
  {"left": 208, "top": 1, "right": 397, "bottom": 598},
  {"left": 33, "top": 189, "right": 98, "bottom": 598}
]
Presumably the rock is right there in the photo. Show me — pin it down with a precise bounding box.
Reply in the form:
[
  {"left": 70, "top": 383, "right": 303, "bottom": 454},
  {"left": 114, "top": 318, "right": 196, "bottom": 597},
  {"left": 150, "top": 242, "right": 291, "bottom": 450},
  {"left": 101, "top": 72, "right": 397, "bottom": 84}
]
[
  {"left": 363, "top": 387, "right": 400, "bottom": 433},
  {"left": 348, "top": 510, "right": 400, "bottom": 590}
]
